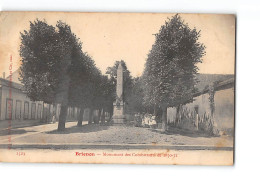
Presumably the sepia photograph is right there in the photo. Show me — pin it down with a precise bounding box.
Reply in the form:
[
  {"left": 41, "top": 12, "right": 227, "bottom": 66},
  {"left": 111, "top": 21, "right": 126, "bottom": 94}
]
[{"left": 0, "top": 12, "right": 235, "bottom": 165}]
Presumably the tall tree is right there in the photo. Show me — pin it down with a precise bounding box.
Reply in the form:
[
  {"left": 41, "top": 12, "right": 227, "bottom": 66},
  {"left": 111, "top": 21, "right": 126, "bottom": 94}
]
[
  {"left": 143, "top": 14, "right": 206, "bottom": 131},
  {"left": 20, "top": 19, "right": 59, "bottom": 104},
  {"left": 20, "top": 19, "right": 86, "bottom": 131}
]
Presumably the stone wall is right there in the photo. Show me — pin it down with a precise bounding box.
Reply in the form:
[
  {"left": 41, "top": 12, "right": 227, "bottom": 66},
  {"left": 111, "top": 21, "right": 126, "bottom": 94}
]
[{"left": 167, "top": 87, "right": 234, "bottom": 134}]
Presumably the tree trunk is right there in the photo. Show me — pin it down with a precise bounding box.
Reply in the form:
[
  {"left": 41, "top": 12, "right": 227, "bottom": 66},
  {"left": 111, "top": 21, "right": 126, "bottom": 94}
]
[
  {"left": 41, "top": 103, "right": 45, "bottom": 123},
  {"left": 175, "top": 105, "right": 181, "bottom": 127},
  {"left": 95, "top": 108, "right": 101, "bottom": 124},
  {"left": 72, "top": 107, "right": 74, "bottom": 119},
  {"left": 88, "top": 108, "right": 93, "bottom": 124},
  {"left": 54, "top": 104, "right": 57, "bottom": 116},
  {"left": 101, "top": 109, "right": 105, "bottom": 124},
  {"left": 77, "top": 107, "right": 84, "bottom": 127},
  {"left": 162, "top": 106, "right": 167, "bottom": 132},
  {"left": 52, "top": 103, "right": 58, "bottom": 123},
  {"left": 108, "top": 112, "right": 113, "bottom": 122},
  {"left": 58, "top": 104, "right": 68, "bottom": 131}
]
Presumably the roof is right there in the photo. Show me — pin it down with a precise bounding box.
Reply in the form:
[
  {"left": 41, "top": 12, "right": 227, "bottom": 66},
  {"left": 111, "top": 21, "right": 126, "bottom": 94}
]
[
  {"left": 6, "top": 68, "right": 22, "bottom": 84},
  {"left": 195, "top": 74, "right": 234, "bottom": 92},
  {"left": 194, "top": 74, "right": 235, "bottom": 97},
  {"left": 0, "top": 77, "right": 24, "bottom": 90}
]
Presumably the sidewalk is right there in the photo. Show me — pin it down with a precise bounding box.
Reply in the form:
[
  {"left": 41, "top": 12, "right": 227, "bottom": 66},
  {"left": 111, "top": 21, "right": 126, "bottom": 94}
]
[
  {"left": 0, "top": 119, "right": 79, "bottom": 131},
  {"left": 0, "top": 119, "right": 43, "bottom": 131}
]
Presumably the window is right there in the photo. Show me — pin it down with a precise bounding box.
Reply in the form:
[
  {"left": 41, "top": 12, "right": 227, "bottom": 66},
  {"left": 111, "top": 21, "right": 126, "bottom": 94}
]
[
  {"left": 31, "top": 103, "right": 36, "bottom": 119},
  {"left": 15, "top": 100, "right": 22, "bottom": 119},
  {"left": 5, "top": 98, "right": 13, "bottom": 120},
  {"left": 37, "top": 104, "right": 42, "bottom": 119}
]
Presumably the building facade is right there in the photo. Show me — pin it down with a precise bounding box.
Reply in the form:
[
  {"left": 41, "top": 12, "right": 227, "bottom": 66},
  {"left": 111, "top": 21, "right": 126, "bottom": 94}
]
[
  {"left": 0, "top": 77, "right": 44, "bottom": 121},
  {"left": 0, "top": 70, "right": 80, "bottom": 122}
]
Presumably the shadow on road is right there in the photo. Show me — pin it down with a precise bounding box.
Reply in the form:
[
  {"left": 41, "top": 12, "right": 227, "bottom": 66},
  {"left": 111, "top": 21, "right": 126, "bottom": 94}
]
[
  {"left": 46, "top": 124, "right": 110, "bottom": 134},
  {"left": 0, "top": 129, "right": 37, "bottom": 136},
  {"left": 148, "top": 127, "right": 218, "bottom": 138}
]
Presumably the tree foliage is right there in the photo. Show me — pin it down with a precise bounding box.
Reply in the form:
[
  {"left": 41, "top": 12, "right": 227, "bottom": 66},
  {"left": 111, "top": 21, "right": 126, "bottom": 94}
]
[
  {"left": 127, "top": 77, "right": 145, "bottom": 114},
  {"left": 142, "top": 14, "right": 206, "bottom": 131},
  {"left": 143, "top": 14, "right": 205, "bottom": 108},
  {"left": 19, "top": 19, "right": 104, "bottom": 130},
  {"left": 20, "top": 19, "right": 59, "bottom": 104}
]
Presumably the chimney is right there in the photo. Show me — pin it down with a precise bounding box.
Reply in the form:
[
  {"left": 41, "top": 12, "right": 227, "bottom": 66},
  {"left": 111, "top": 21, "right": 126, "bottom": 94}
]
[{"left": 3, "top": 72, "right": 5, "bottom": 79}]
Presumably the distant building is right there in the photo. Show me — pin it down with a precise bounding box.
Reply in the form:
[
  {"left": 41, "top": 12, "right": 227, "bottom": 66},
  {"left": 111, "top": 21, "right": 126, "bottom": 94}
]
[
  {"left": 0, "top": 70, "right": 80, "bottom": 122},
  {"left": 0, "top": 70, "right": 44, "bottom": 121}
]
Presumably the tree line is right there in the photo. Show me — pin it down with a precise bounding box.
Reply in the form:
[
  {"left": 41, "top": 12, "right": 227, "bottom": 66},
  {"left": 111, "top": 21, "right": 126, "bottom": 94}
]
[
  {"left": 19, "top": 19, "right": 115, "bottom": 131},
  {"left": 19, "top": 14, "right": 205, "bottom": 132}
]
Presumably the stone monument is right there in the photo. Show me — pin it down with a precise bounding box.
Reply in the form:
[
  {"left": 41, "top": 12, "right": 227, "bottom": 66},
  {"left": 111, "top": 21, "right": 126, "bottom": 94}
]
[{"left": 112, "top": 61, "right": 126, "bottom": 124}]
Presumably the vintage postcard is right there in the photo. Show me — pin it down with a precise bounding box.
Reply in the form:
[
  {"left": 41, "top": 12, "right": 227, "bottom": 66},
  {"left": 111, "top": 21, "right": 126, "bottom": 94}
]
[{"left": 0, "top": 12, "right": 235, "bottom": 165}]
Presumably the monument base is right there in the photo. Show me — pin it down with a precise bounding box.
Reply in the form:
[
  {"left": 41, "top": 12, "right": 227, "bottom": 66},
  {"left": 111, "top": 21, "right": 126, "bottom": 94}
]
[
  {"left": 112, "top": 102, "right": 126, "bottom": 124},
  {"left": 112, "top": 115, "right": 126, "bottom": 124}
]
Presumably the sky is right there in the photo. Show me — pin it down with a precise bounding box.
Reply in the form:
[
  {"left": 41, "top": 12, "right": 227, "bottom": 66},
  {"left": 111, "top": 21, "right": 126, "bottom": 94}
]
[{"left": 0, "top": 12, "right": 235, "bottom": 78}]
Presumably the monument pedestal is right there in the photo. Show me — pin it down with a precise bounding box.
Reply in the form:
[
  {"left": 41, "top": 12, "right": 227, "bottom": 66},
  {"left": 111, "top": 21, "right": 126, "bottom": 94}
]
[
  {"left": 112, "top": 115, "right": 126, "bottom": 124},
  {"left": 112, "top": 102, "right": 126, "bottom": 124}
]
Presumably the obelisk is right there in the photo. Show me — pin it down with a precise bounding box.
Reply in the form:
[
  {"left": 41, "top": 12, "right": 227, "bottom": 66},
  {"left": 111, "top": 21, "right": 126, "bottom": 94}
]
[{"left": 112, "top": 61, "right": 126, "bottom": 124}]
